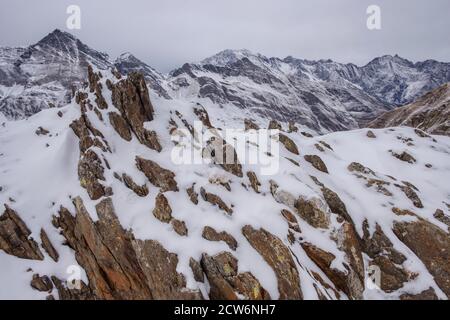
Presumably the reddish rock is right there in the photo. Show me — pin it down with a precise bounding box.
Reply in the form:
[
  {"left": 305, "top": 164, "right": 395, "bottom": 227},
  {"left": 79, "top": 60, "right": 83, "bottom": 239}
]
[{"left": 136, "top": 156, "right": 178, "bottom": 192}]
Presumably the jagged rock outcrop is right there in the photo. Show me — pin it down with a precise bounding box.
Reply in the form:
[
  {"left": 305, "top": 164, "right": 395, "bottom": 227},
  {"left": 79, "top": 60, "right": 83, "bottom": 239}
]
[
  {"left": 0, "top": 205, "right": 44, "bottom": 260},
  {"left": 242, "top": 226, "right": 303, "bottom": 299},
  {"left": 136, "top": 157, "right": 179, "bottom": 192}
]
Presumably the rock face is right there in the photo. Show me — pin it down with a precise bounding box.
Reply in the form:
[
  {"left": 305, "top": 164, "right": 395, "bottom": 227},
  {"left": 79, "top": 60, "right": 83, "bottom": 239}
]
[
  {"left": 242, "top": 226, "right": 303, "bottom": 299},
  {"left": 0, "top": 205, "right": 44, "bottom": 260},
  {"left": 393, "top": 217, "right": 450, "bottom": 297},
  {"left": 52, "top": 197, "right": 202, "bottom": 300},
  {"left": 110, "top": 72, "right": 161, "bottom": 151},
  {"left": 370, "top": 83, "right": 450, "bottom": 136},
  {"left": 200, "top": 252, "right": 271, "bottom": 300},
  {"left": 136, "top": 157, "right": 179, "bottom": 192},
  {"left": 304, "top": 155, "right": 329, "bottom": 173}
]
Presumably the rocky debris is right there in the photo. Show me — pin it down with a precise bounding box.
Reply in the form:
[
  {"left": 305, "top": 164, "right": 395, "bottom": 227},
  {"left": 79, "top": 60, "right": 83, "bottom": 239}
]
[
  {"left": 209, "top": 175, "right": 231, "bottom": 191},
  {"left": 315, "top": 144, "right": 325, "bottom": 152},
  {"left": 70, "top": 115, "right": 108, "bottom": 153},
  {"left": 390, "top": 150, "right": 416, "bottom": 164},
  {"left": 244, "top": 119, "right": 259, "bottom": 131},
  {"left": 304, "top": 155, "right": 328, "bottom": 173},
  {"left": 40, "top": 228, "right": 59, "bottom": 262},
  {"left": 200, "top": 187, "right": 233, "bottom": 215},
  {"left": 366, "top": 130, "right": 376, "bottom": 138},
  {"left": 301, "top": 131, "right": 313, "bottom": 138},
  {"left": 0, "top": 205, "right": 44, "bottom": 260},
  {"left": 400, "top": 287, "right": 439, "bottom": 300},
  {"left": 295, "top": 197, "right": 330, "bottom": 229},
  {"left": 319, "top": 185, "right": 354, "bottom": 225},
  {"left": 361, "top": 221, "right": 410, "bottom": 292},
  {"left": 110, "top": 72, "right": 161, "bottom": 151},
  {"left": 30, "top": 274, "right": 53, "bottom": 292},
  {"left": 201, "top": 252, "right": 271, "bottom": 300},
  {"left": 153, "top": 193, "right": 173, "bottom": 223},
  {"left": 35, "top": 126, "right": 49, "bottom": 136},
  {"left": 268, "top": 120, "right": 282, "bottom": 131},
  {"left": 171, "top": 219, "right": 188, "bottom": 236},
  {"left": 189, "top": 258, "right": 204, "bottom": 282},
  {"left": 88, "top": 66, "right": 108, "bottom": 110},
  {"left": 242, "top": 225, "right": 303, "bottom": 299},
  {"left": 136, "top": 156, "right": 179, "bottom": 192},
  {"left": 132, "top": 239, "right": 203, "bottom": 299},
  {"left": 122, "top": 173, "right": 149, "bottom": 197},
  {"left": 280, "top": 209, "right": 301, "bottom": 233},
  {"left": 78, "top": 149, "right": 107, "bottom": 200},
  {"left": 395, "top": 184, "right": 423, "bottom": 208},
  {"left": 202, "top": 226, "right": 237, "bottom": 251},
  {"left": 285, "top": 157, "right": 300, "bottom": 166},
  {"left": 288, "top": 122, "right": 298, "bottom": 133},
  {"left": 186, "top": 184, "right": 199, "bottom": 204},
  {"left": 279, "top": 133, "right": 299, "bottom": 155},
  {"left": 108, "top": 112, "right": 132, "bottom": 141},
  {"left": 52, "top": 197, "right": 201, "bottom": 299},
  {"left": 50, "top": 276, "right": 94, "bottom": 300},
  {"left": 247, "top": 171, "right": 261, "bottom": 193},
  {"left": 319, "top": 141, "right": 333, "bottom": 151},
  {"left": 393, "top": 217, "right": 450, "bottom": 297},
  {"left": 434, "top": 209, "right": 450, "bottom": 230},
  {"left": 193, "top": 105, "right": 213, "bottom": 128},
  {"left": 414, "top": 129, "right": 431, "bottom": 138},
  {"left": 204, "top": 136, "right": 243, "bottom": 177},
  {"left": 347, "top": 162, "right": 376, "bottom": 175}
]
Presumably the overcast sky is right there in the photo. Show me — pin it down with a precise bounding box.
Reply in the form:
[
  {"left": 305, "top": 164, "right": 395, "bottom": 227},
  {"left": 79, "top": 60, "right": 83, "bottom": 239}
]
[{"left": 1, "top": 0, "right": 449, "bottom": 72}]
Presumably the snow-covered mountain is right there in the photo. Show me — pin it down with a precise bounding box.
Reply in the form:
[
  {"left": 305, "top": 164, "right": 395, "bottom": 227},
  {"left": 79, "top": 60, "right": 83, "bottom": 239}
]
[
  {"left": 369, "top": 82, "right": 450, "bottom": 136},
  {"left": 1, "top": 30, "right": 450, "bottom": 134},
  {"left": 0, "top": 66, "right": 449, "bottom": 300}
]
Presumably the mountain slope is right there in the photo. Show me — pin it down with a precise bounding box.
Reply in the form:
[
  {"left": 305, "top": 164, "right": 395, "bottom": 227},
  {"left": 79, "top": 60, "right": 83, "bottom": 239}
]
[
  {"left": 369, "top": 83, "right": 450, "bottom": 136},
  {"left": 2, "top": 31, "right": 450, "bottom": 134},
  {"left": 0, "top": 67, "right": 449, "bottom": 300}
]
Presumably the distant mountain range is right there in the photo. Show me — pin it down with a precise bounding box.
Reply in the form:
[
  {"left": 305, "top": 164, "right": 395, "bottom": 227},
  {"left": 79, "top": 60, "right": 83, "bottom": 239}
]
[{"left": 1, "top": 29, "right": 450, "bottom": 133}]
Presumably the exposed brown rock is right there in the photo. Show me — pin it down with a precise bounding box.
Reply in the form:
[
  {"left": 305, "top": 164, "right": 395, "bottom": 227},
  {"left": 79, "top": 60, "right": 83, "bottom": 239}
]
[
  {"left": 301, "top": 131, "right": 313, "bottom": 138},
  {"left": 40, "top": 228, "right": 59, "bottom": 262},
  {"left": 279, "top": 133, "right": 299, "bottom": 155},
  {"left": 136, "top": 156, "right": 179, "bottom": 192},
  {"left": 172, "top": 219, "right": 188, "bottom": 236},
  {"left": 204, "top": 137, "right": 243, "bottom": 177},
  {"left": 247, "top": 171, "right": 261, "bottom": 193},
  {"left": 366, "top": 130, "right": 376, "bottom": 138},
  {"left": 242, "top": 225, "right": 303, "bottom": 299},
  {"left": 189, "top": 258, "right": 204, "bottom": 282},
  {"left": 109, "top": 112, "right": 132, "bottom": 141},
  {"left": 268, "top": 120, "right": 282, "bottom": 130},
  {"left": 110, "top": 72, "right": 161, "bottom": 151},
  {"left": 295, "top": 197, "right": 330, "bottom": 229},
  {"left": 78, "top": 149, "right": 106, "bottom": 200},
  {"left": 244, "top": 119, "right": 259, "bottom": 131},
  {"left": 319, "top": 141, "right": 333, "bottom": 151},
  {"left": 434, "top": 209, "right": 450, "bottom": 230},
  {"left": 193, "top": 105, "right": 213, "bottom": 128},
  {"left": 153, "top": 193, "right": 173, "bottom": 223},
  {"left": 390, "top": 150, "right": 416, "bottom": 164},
  {"left": 281, "top": 209, "right": 301, "bottom": 233},
  {"left": 50, "top": 276, "right": 94, "bottom": 300},
  {"left": 200, "top": 187, "right": 233, "bottom": 215},
  {"left": 395, "top": 184, "right": 423, "bottom": 208},
  {"left": 288, "top": 121, "right": 298, "bottom": 133},
  {"left": 202, "top": 226, "right": 237, "bottom": 250},
  {"left": 30, "top": 274, "right": 53, "bottom": 292},
  {"left": 304, "top": 155, "right": 328, "bottom": 173},
  {"left": 52, "top": 197, "right": 201, "bottom": 300},
  {"left": 122, "top": 173, "right": 149, "bottom": 197},
  {"left": 347, "top": 162, "right": 376, "bottom": 175},
  {"left": 393, "top": 218, "right": 450, "bottom": 297},
  {"left": 321, "top": 186, "right": 354, "bottom": 225},
  {"left": 186, "top": 184, "right": 199, "bottom": 204},
  {"left": 0, "top": 205, "right": 44, "bottom": 260},
  {"left": 369, "top": 256, "right": 408, "bottom": 293},
  {"left": 400, "top": 287, "right": 439, "bottom": 300},
  {"left": 201, "top": 252, "right": 270, "bottom": 300},
  {"left": 315, "top": 143, "right": 325, "bottom": 152}
]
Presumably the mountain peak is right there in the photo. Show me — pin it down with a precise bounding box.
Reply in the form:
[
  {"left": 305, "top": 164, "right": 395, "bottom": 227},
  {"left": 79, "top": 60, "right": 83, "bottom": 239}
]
[
  {"left": 201, "top": 49, "right": 264, "bottom": 67},
  {"left": 36, "top": 29, "right": 77, "bottom": 47}
]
